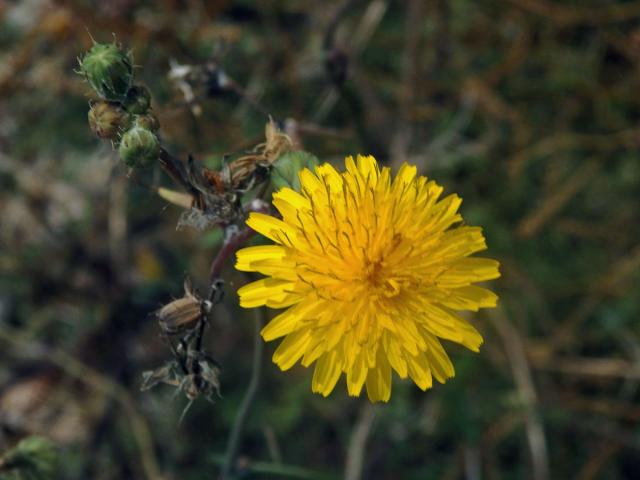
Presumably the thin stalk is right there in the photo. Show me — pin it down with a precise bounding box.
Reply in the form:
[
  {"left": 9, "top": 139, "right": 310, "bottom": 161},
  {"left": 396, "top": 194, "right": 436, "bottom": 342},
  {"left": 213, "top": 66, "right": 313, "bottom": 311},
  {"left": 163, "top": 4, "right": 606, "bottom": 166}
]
[{"left": 219, "top": 307, "right": 266, "bottom": 479}]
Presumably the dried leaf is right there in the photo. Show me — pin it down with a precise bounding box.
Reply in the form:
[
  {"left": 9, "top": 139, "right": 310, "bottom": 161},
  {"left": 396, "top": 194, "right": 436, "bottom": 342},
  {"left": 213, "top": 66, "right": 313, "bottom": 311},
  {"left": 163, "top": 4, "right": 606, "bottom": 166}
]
[{"left": 157, "top": 187, "right": 193, "bottom": 209}]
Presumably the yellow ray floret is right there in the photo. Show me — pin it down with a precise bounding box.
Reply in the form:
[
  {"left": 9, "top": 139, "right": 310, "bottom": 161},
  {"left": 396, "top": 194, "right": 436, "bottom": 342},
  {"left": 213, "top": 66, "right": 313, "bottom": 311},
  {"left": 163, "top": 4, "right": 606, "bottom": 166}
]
[{"left": 236, "top": 155, "right": 500, "bottom": 402}]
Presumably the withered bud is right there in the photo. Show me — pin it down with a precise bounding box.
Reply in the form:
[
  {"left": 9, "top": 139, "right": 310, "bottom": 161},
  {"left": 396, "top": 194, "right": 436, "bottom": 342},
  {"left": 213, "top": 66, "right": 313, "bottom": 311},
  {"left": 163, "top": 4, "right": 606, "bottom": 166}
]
[
  {"left": 88, "top": 101, "right": 130, "bottom": 140},
  {"left": 227, "top": 120, "right": 293, "bottom": 190}
]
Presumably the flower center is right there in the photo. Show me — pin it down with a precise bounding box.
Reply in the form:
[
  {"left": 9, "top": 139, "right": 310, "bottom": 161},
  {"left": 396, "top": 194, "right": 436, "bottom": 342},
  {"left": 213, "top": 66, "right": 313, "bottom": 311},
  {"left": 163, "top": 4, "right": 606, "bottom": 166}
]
[{"left": 364, "top": 259, "right": 401, "bottom": 298}]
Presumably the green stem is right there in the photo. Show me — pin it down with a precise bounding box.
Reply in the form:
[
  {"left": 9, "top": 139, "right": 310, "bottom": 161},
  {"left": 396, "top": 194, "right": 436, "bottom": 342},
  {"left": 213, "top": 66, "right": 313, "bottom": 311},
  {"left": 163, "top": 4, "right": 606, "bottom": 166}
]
[{"left": 219, "top": 307, "right": 265, "bottom": 479}]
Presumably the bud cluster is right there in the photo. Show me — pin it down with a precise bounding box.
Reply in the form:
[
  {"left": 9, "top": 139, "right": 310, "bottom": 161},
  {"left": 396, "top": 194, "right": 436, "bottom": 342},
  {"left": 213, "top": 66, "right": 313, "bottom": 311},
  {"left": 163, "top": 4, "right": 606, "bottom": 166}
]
[{"left": 79, "top": 40, "right": 160, "bottom": 168}]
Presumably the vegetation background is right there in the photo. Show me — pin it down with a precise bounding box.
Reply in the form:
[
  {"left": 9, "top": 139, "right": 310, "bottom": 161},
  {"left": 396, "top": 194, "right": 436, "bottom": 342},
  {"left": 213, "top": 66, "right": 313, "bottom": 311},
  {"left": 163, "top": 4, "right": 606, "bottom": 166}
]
[{"left": 1, "top": 0, "right": 640, "bottom": 479}]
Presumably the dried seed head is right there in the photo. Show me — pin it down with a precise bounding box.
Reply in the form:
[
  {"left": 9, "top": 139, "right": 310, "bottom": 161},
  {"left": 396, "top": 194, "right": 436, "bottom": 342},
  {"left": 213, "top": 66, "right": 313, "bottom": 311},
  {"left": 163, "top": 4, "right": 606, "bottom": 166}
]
[
  {"left": 262, "top": 119, "right": 293, "bottom": 163},
  {"left": 228, "top": 120, "right": 294, "bottom": 189},
  {"left": 79, "top": 41, "right": 134, "bottom": 101},
  {"left": 157, "top": 296, "right": 201, "bottom": 335},
  {"left": 87, "top": 101, "right": 130, "bottom": 140},
  {"left": 141, "top": 362, "right": 181, "bottom": 391},
  {"left": 119, "top": 125, "right": 160, "bottom": 168},
  {"left": 123, "top": 85, "right": 152, "bottom": 114},
  {"left": 157, "top": 279, "right": 203, "bottom": 335}
]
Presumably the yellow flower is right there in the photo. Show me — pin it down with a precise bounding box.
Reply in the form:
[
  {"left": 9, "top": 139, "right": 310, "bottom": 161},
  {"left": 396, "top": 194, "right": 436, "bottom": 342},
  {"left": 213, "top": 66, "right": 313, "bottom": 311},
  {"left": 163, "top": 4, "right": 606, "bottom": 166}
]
[{"left": 235, "top": 155, "right": 500, "bottom": 402}]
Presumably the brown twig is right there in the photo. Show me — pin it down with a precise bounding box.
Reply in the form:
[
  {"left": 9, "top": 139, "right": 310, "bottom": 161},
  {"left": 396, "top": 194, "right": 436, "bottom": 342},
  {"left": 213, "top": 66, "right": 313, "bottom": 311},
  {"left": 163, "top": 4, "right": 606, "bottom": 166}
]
[
  {"left": 508, "top": 127, "right": 640, "bottom": 179},
  {"left": 529, "top": 356, "right": 640, "bottom": 380},
  {"left": 543, "top": 244, "right": 640, "bottom": 354},
  {"left": 516, "top": 157, "right": 601, "bottom": 238}
]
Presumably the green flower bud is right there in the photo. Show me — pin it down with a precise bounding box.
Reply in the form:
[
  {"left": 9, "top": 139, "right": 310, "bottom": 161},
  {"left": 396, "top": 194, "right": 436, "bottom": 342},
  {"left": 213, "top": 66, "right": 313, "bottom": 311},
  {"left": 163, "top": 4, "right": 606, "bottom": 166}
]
[
  {"left": 119, "top": 126, "right": 160, "bottom": 168},
  {"left": 132, "top": 112, "right": 160, "bottom": 132},
  {"left": 0, "top": 436, "right": 58, "bottom": 479},
  {"left": 79, "top": 41, "right": 133, "bottom": 101},
  {"left": 123, "top": 85, "right": 151, "bottom": 114},
  {"left": 271, "top": 151, "right": 320, "bottom": 191},
  {"left": 87, "top": 101, "right": 130, "bottom": 140}
]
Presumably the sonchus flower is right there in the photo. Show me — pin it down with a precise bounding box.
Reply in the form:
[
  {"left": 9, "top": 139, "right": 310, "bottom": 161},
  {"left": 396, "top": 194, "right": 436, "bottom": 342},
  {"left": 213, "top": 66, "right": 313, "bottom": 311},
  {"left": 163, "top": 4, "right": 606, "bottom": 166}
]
[{"left": 236, "top": 155, "right": 500, "bottom": 402}]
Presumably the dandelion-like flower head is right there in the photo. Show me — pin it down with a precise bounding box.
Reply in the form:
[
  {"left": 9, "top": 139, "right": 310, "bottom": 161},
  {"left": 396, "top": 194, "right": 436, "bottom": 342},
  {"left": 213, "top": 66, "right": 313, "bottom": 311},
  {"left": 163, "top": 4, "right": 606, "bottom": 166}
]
[{"left": 236, "top": 155, "right": 500, "bottom": 401}]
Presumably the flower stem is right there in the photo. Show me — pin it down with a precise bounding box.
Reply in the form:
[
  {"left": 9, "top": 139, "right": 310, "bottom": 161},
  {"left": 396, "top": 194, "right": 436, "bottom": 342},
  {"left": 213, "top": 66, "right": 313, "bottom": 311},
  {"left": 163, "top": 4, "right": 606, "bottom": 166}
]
[{"left": 219, "top": 306, "right": 265, "bottom": 479}]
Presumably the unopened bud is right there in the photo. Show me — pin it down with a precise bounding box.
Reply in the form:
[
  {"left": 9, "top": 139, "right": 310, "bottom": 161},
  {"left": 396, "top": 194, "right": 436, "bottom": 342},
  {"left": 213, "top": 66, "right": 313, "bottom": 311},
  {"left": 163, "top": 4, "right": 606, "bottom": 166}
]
[
  {"left": 123, "top": 85, "right": 151, "bottom": 114},
  {"left": 79, "top": 41, "right": 133, "bottom": 101},
  {"left": 0, "top": 436, "right": 58, "bottom": 479},
  {"left": 88, "top": 101, "right": 130, "bottom": 140},
  {"left": 119, "top": 126, "right": 160, "bottom": 168}
]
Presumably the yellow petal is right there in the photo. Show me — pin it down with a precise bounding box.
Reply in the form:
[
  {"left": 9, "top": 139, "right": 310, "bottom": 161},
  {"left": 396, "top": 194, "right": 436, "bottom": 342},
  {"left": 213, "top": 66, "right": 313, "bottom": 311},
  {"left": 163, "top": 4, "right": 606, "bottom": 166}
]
[
  {"left": 356, "top": 154, "right": 380, "bottom": 186},
  {"left": 246, "top": 213, "right": 298, "bottom": 245},
  {"left": 237, "top": 278, "right": 295, "bottom": 308},
  {"left": 439, "top": 285, "right": 498, "bottom": 311},
  {"left": 272, "top": 197, "right": 299, "bottom": 223},
  {"left": 392, "top": 163, "right": 417, "bottom": 193},
  {"left": 424, "top": 334, "right": 455, "bottom": 383},
  {"left": 346, "top": 351, "right": 367, "bottom": 397},
  {"left": 265, "top": 292, "right": 304, "bottom": 308},
  {"left": 365, "top": 350, "right": 392, "bottom": 402},
  {"left": 298, "top": 168, "right": 324, "bottom": 195},
  {"left": 425, "top": 194, "right": 462, "bottom": 232},
  {"left": 407, "top": 352, "right": 433, "bottom": 391},
  {"left": 383, "top": 332, "right": 408, "bottom": 378},
  {"left": 272, "top": 187, "right": 310, "bottom": 210},
  {"left": 315, "top": 163, "right": 343, "bottom": 191},
  {"left": 273, "top": 328, "right": 312, "bottom": 370},
  {"left": 312, "top": 350, "right": 343, "bottom": 396},
  {"left": 437, "top": 257, "right": 501, "bottom": 287},
  {"left": 236, "top": 245, "right": 289, "bottom": 270},
  {"left": 418, "top": 303, "right": 464, "bottom": 344},
  {"left": 301, "top": 333, "right": 326, "bottom": 367},
  {"left": 450, "top": 315, "right": 484, "bottom": 352},
  {"left": 261, "top": 298, "right": 323, "bottom": 341}
]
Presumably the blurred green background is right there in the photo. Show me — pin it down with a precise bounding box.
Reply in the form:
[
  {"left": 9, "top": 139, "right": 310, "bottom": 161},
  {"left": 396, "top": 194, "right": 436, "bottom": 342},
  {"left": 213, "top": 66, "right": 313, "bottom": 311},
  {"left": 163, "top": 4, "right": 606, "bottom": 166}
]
[{"left": 1, "top": 1, "right": 640, "bottom": 479}]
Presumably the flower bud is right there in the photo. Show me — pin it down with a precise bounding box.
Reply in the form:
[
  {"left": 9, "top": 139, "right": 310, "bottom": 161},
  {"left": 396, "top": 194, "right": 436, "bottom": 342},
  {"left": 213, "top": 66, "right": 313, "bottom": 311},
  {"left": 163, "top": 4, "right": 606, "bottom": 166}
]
[
  {"left": 119, "top": 126, "right": 160, "bottom": 168},
  {"left": 132, "top": 112, "right": 160, "bottom": 132},
  {"left": 79, "top": 41, "right": 133, "bottom": 101},
  {"left": 271, "top": 151, "right": 319, "bottom": 191},
  {"left": 123, "top": 85, "right": 151, "bottom": 114},
  {"left": 0, "top": 436, "right": 58, "bottom": 478},
  {"left": 87, "top": 101, "right": 130, "bottom": 140}
]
